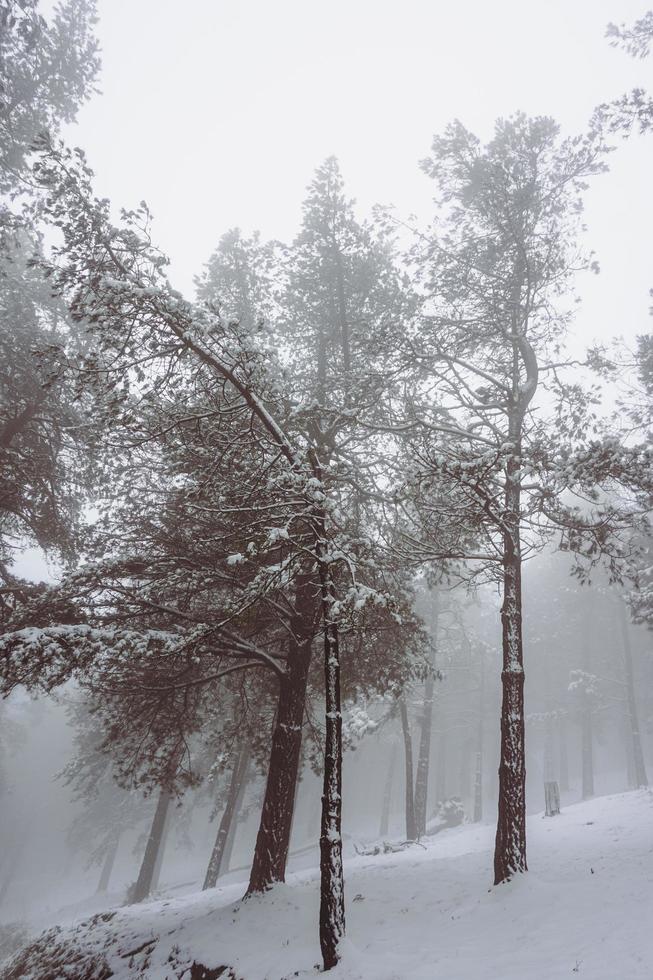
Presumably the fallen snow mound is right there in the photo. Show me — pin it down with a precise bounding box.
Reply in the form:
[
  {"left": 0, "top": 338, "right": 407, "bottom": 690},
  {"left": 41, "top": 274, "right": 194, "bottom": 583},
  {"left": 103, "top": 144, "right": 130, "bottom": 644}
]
[{"left": 4, "top": 790, "right": 653, "bottom": 980}]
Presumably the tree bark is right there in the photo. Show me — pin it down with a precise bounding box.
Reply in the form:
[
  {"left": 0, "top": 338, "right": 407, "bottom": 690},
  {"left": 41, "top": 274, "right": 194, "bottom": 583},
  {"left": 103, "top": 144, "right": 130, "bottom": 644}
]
[
  {"left": 493, "top": 402, "right": 527, "bottom": 884},
  {"left": 96, "top": 833, "right": 120, "bottom": 894},
  {"left": 379, "top": 741, "right": 397, "bottom": 838},
  {"left": 246, "top": 576, "right": 314, "bottom": 895},
  {"left": 618, "top": 600, "right": 648, "bottom": 787},
  {"left": 204, "top": 742, "right": 250, "bottom": 889},
  {"left": 399, "top": 696, "right": 416, "bottom": 840},
  {"left": 132, "top": 786, "right": 172, "bottom": 903},
  {"left": 318, "top": 563, "right": 345, "bottom": 971},
  {"left": 414, "top": 593, "right": 438, "bottom": 838}
]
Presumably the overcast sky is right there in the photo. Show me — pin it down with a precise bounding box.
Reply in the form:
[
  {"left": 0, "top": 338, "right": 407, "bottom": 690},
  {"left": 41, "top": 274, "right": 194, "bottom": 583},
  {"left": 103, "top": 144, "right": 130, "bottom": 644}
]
[{"left": 57, "top": 0, "right": 653, "bottom": 352}]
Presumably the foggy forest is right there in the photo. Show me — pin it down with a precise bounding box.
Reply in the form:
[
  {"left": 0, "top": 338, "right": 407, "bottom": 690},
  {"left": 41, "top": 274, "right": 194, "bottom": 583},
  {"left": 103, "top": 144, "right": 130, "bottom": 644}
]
[{"left": 0, "top": 1, "right": 652, "bottom": 978}]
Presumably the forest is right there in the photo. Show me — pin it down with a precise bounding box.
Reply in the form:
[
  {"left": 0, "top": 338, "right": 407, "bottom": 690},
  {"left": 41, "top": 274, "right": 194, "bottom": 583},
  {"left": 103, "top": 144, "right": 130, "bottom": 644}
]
[{"left": 0, "top": 1, "right": 652, "bottom": 978}]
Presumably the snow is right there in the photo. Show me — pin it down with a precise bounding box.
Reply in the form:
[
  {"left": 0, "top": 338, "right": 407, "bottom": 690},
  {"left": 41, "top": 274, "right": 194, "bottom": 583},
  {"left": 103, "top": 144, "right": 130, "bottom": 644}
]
[{"left": 7, "top": 790, "right": 653, "bottom": 979}]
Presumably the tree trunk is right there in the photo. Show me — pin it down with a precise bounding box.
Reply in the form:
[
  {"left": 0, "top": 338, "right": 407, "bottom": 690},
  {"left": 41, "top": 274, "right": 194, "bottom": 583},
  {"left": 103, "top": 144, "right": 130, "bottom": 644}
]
[
  {"left": 435, "top": 726, "right": 447, "bottom": 806},
  {"left": 558, "top": 714, "right": 570, "bottom": 793},
  {"left": 204, "top": 742, "right": 250, "bottom": 889},
  {"left": 399, "top": 696, "right": 416, "bottom": 840},
  {"left": 379, "top": 741, "right": 397, "bottom": 838},
  {"left": 543, "top": 715, "right": 555, "bottom": 783},
  {"left": 132, "top": 786, "right": 172, "bottom": 903},
  {"left": 581, "top": 707, "right": 594, "bottom": 800},
  {"left": 150, "top": 796, "right": 174, "bottom": 893},
  {"left": 473, "top": 750, "right": 483, "bottom": 823},
  {"left": 247, "top": 576, "right": 314, "bottom": 895},
  {"left": 618, "top": 600, "right": 648, "bottom": 787},
  {"left": 494, "top": 404, "right": 527, "bottom": 885},
  {"left": 473, "top": 653, "right": 485, "bottom": 823},
  {"left": 318, "top": 562, "right": 345, "bottom": 971},
  {"left": 544, "top": 781, "right": 560, "bottom": 817},
  {"left": 414, "top": 594, "right": 438, "bottom": 838},
  {"left": 96, "top": 833, "right": 120, "bottom": 894},
  {"left": 622, "top": 704, "right": 637, "bottom": 789},
  {"left": 580, "top": 630, "right": 595, "bottom": 801},
  {"left": 222, "top": 752, "right": 251, "bottom": 874}
]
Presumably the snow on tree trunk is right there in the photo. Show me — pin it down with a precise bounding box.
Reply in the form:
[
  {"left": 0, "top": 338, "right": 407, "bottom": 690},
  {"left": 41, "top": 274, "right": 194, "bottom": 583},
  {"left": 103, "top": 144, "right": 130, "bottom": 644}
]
[
  {"left": 204, "top": 742, "right": 250, "bottom": 890},
  {"left": 619, "top": 600, "right": 648, "bottom": 787},
  {"left": 379, "top": 741, "right": 397, "bottom": 838},
  {"left": 399, "top": 696, "right": 416, "bottom": 840},
  {"left": 247, "top": 577, "right": 314, "bottom": 895},
  {"left": 493, "top": 414, "right": 527, "bottom": 885},
  {"left": 132, "top": 786, "right": 172, "bottom": 903},
  {"left": 318, "top": 567, "right": 345, "bottom": 971},
  {"left": 414, "top": 593, "right": 438, "bottom": 838},
  {"left": 96, "top": 833, "right": 120, "bottom": 894}
]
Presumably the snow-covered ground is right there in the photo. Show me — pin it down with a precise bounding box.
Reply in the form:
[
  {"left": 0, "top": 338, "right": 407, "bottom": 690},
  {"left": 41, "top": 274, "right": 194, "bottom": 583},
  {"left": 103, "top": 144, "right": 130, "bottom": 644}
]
[{"left": 4, "top": 789, "right": 653, "bottom": 979}]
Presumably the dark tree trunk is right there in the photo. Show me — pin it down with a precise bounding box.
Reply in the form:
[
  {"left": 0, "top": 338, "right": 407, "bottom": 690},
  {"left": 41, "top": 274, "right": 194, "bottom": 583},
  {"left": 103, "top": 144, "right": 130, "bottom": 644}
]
[
  {"left": 202, "top": 742, "right": 249, "bottom": 891},
  {"left": 494, "top": 405, "right": 527, "bottom": 885},
  {"left": 318, "top": 561, "right": 345, "bottom": 971},
  {"left": 379, "top": 742, "right": 397, "bottom": 838},
  {"left": 414, "top": 594, "right": 438, "bottom": 838},
  {"left": 132, "top": 787, "right": 172, "bottom": 903},
  {"left": 399, "top": 696, "right": 416, "bottom": 840},
  {"left": 96, "top": 833, "right": 120, "bottom": 894},
  {"left": 204, "top": 743, "right": 250, "bottom": 889},
  {"left": 619, "top": 601, "right": 648, "bottom": 787},
  {"left": 247, "top": 577, "right": 314, "bottom": 895}
]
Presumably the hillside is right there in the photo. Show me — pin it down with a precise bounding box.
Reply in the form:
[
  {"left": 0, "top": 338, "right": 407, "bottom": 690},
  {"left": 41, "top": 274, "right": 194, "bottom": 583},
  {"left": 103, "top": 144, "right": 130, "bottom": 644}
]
[{"left": 3, "top": 790, "right": 653, "bottom": 980}]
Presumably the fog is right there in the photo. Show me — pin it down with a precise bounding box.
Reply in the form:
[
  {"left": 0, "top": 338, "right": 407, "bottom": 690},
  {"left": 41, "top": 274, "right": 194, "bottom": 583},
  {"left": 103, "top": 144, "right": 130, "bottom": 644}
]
[{"left": 1, "top": 2, "right": 652, "bottom": 977}]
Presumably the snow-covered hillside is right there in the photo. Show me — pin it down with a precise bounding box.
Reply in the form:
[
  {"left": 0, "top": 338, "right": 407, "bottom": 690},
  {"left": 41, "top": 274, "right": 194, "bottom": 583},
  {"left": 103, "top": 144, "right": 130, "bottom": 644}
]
[{"left": 4, "top": 790, "right": 653, "bottom": 980}]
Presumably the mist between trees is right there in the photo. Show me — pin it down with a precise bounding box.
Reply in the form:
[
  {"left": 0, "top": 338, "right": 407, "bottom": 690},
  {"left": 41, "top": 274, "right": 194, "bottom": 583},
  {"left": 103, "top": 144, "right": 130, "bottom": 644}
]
[{"left": 0, "top": 2, "right": 652, "bottom": 976}]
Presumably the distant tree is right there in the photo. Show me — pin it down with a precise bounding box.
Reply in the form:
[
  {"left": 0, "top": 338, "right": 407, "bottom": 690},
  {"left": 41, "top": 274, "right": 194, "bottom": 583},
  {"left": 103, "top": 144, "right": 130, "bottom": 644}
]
[{"left": 0, "top": 0, "right": 100, "bottom": 579}]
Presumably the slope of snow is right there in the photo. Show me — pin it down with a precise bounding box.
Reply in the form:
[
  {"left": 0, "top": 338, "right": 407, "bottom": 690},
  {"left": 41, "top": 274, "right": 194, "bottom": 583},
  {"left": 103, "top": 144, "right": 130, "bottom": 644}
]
[{"left": 4, "top": 790, "right": 653, "bottom": 980}]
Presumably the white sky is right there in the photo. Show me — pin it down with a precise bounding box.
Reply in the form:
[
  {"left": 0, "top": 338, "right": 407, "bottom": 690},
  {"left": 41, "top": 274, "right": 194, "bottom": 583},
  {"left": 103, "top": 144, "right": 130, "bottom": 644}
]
[{"left": 58, "top": 0, "right": 653, "bottom": 350}]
